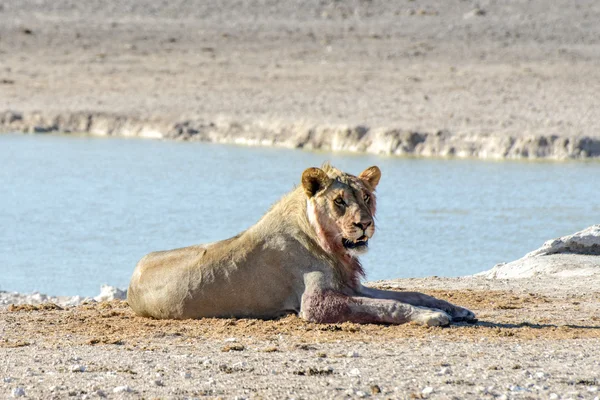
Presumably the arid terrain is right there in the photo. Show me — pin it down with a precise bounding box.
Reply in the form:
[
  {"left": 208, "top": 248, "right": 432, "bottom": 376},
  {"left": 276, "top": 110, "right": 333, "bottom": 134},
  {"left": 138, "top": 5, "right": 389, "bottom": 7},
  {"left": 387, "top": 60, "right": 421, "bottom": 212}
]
[
  {"left": 2, "top": 277, "right": 600, "bottom": 399},
  {"left": 1, "top": 0, "right": 600, "bottom": 158}
]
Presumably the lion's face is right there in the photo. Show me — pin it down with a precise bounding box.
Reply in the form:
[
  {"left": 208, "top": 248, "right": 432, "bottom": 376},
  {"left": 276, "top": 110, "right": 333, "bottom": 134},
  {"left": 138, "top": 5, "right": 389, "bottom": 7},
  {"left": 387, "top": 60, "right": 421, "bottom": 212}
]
[{"left": 302, "top": 165, "right": 381, "bottom": 257}]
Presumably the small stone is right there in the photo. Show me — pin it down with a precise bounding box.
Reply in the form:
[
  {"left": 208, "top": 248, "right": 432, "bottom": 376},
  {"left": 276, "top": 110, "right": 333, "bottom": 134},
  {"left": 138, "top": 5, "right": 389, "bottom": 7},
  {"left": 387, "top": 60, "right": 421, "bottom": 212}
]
[
  {"left": 224, "top": 337, "right": 237, "bottom": 342},
  {"left": 370, "top": 385, "right": 381, "bottom": 394},
  {"left": 348, "top": 368, "right": 361, "bottom": 377},
  {"left": 153, "top": 380, "right": 164, "bottom": 386},
  {"left": 356, "top": 390, "right": 367, "bottom": 398},
  {"left": 535, "top": 372, "right": 545, "bottom": 379},
  {"left": 422, "top": 386, "right": 434, "bottom": 395},
  {"left": 464, "top": 8, "right": 486, "bottom": 19},
  {"left": 12, "top": 388, "right": 26, "bottom": 397},
  {"left": 113, "top": 386, "right": 132, "bottom": 393},
  {"left": 71, "top": 365, "right": 86, "bottom": 373},
  {"left": 96, "top": 390, "right": 107, "bottom": 398},
  {"left": 31, "top": 292, "right": 47, "bottom": 303},
  {"left": 549, "top": 394, "right": 559, "bottom": 400},
  {"left": 3, "top": 377, "right": 12, "bottom": 383},
  {"left": 347, "top": 351, "right": 359, "bottom": 358},
  {"left": 94, "top": 285, "right": 127, "bottom": 302},
  {"left": 588, "top": 387, "right": 599, "bottom": 393},
  {"left": 182, "top": 371, "right": 192, "bottom": 379}
]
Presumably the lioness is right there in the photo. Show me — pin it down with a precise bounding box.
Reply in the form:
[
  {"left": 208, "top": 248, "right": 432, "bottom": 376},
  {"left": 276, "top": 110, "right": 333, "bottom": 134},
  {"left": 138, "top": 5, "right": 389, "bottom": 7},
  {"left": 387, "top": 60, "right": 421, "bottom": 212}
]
[{"left": 128, "top": 164, "right": 475, "bottom": 326}]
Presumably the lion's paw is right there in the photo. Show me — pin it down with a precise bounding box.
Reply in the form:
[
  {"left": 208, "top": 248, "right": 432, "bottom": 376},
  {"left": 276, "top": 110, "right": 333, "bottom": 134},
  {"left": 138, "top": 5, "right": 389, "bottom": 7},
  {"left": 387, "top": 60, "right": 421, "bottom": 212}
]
[
  {"left": 413, "top": 309, "right": 451, "bottom": 327},
  {"left": 450, "top": 306, "right": 477, "bottom": 323}
]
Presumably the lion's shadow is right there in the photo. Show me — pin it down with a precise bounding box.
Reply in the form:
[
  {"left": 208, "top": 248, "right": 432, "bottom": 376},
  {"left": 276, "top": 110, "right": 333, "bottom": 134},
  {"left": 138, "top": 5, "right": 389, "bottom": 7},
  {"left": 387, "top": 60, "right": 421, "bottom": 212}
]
[{"left": 456, "top": 320, "right": 600, "bottom": 330}]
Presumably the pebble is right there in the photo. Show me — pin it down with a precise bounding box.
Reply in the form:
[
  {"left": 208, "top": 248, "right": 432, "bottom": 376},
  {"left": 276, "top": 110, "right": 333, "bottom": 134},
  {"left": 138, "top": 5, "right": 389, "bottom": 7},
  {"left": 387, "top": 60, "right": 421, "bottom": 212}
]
[
  {"left": 182, "top": 371, "right": 192, "bottom": 379},
  {"left": 347, "top": 368, "right": 361, "bottom": 377},
  {"left": 422, "top": 386, "right": 434, "bottom": 395},
  {"left": 549, "top": 393, "right": 559, "bottom": 399},
  {"left": 3, "top": 377, "right": 12, "bottom": 383},
  {"left": 71, "top": 364, "right": 86, "bottom": 372},
  {"left": 224, "top": 337, "right": 237, "bottom": 342},
  {"left": 30, "top": 292, "right": 47, "bottom": 303},
  {"left": 535, "top": 372, "right": 546, "bottom": 379},
  {"left": 153, "top": 380, "right": 164, "bottom": 386},
  {"left": 113, "top": 385, "right": 133, "bottom": 393},
  {"left": 12, "top": 388, "right": 26, "bottom": 398},
  {"left": 355, "top": 390, "right": 367, "bottom": 398},
  {"left": 347, "top": 351, "right": 359, "bottom": 358}
]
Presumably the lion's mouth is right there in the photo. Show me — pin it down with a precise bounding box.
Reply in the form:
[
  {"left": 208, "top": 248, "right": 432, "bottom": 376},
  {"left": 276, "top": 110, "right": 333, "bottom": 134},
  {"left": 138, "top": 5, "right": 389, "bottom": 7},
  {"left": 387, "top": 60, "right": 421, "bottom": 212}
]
[{"left": 342, "top": 236, "right": 369, "bottom": 250}]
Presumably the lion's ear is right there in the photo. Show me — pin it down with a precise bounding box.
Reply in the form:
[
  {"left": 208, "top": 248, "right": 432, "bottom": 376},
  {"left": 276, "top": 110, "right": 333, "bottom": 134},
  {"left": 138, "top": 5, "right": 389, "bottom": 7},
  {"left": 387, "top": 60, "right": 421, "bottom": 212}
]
[
  {"left": 301, "top": 168, "right": 332, "bottom": 198},
  {"left": 359, "top": 166, "right": 381, "bottom": 189}
]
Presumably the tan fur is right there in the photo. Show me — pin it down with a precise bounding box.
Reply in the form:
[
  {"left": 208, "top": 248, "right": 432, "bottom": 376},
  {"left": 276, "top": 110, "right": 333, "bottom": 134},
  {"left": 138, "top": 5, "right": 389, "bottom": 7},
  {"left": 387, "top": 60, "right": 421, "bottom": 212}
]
[{"left": 128, "top": 164, "right": 475, "bottom": 325}]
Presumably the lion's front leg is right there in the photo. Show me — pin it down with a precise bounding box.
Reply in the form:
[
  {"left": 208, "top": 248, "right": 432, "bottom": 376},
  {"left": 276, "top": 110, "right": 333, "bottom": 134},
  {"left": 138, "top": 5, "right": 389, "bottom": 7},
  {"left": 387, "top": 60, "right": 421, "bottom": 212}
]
[
  {"left": 358, "top": 285, "right": 476, "bottom": 322},
  {"left": 300, "top": 290, "right": 451, "bottom": 326}
]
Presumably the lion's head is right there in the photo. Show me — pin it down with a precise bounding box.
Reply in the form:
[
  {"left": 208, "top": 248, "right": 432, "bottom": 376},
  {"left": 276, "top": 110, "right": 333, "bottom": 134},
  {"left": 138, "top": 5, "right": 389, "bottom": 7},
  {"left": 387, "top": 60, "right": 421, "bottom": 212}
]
[{"left": 302, "top": 164, "right": 381, "bottom": 257}]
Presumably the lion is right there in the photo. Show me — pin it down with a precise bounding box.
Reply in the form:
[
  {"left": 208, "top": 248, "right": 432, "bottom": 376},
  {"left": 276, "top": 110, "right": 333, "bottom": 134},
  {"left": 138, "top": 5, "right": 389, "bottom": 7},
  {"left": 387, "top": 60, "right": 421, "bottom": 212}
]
[{"left": 127, "top": 164, "right": 475, "bottom": 326}]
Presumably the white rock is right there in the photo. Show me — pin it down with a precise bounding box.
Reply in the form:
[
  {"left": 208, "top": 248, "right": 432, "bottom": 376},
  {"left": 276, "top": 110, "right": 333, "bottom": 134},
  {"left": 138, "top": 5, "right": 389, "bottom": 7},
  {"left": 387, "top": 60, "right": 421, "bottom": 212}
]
[
  {"left": 477, "top": 225, "right": 600, "bottom": 279},
  {"left": 347, "top": 351, "right": 359, "bottom": 358},
  {"left": 94, "top": 285, "right": 127, "bottom": 302},
  {"left": 549, "top": 394, "right": 559, "bottom": 400},
  {"left": 71, "top": 365, "right": 86, "bottom": 372},
  {"left": 113, "top": 385, "right": 132, "bottom": 393},
  {"left": 347, "top": 368, "right": 361, "bottom": 377},
  {"left": 181, "top": 371, "right": 192, "bottom": 379},
  {"left": 422, "top": 386, "right": 434, "bottom": 395},
  {"left": 224, "top": 337, "right": 237, "bottom": 342},
  {"left": 65, "top": 295, "right": 84, "bottom": 306},
  {"left": 355, "top": 390, "right": 367, "bottom": 398},
  {"left": 30, "top": 292, "right": 47, "bottom": 303},
  {"left": 12, "top": 388, "right": 26, "bottom": 398}
]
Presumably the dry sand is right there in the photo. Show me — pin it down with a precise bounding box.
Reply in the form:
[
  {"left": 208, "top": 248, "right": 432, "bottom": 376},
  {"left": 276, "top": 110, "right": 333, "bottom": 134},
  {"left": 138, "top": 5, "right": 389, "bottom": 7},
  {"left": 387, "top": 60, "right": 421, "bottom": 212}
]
[
  {"left": 1, "top": 0, "right": 600, "bottom": 158},
  {"left": 2, "top": 278, "right": 600, "bottom": 399}
]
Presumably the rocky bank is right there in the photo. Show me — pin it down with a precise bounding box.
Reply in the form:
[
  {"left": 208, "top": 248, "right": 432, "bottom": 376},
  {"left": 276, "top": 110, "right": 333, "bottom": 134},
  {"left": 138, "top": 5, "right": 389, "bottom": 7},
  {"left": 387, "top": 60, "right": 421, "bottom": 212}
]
[{"left": 2, "top": 0, "right": 600, "bottom": 160}]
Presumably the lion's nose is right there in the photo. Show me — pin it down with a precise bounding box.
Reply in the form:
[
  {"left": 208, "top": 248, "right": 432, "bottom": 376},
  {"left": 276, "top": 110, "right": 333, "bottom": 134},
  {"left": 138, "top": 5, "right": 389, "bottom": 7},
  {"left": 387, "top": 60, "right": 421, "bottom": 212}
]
[{"left": 353, "top": 221, "right": 372, "bottom": 231}]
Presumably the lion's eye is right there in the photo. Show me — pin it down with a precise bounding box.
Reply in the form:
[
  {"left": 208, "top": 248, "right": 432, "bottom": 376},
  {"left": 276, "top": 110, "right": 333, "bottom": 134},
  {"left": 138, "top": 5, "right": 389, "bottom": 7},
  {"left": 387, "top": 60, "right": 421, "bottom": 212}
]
[
  {"left": 364, "top": 194, "right": 370, "bottom": 203},
  {"left": 334, "top": 197, "right": 346, "bottom": 206}
]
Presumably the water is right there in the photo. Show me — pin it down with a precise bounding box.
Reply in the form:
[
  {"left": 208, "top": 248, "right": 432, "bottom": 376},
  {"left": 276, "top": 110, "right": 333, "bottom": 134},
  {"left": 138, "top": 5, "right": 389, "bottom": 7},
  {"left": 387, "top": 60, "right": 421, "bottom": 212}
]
[{"left": 1, "top": 133, "right": 598, "bottom": 296}]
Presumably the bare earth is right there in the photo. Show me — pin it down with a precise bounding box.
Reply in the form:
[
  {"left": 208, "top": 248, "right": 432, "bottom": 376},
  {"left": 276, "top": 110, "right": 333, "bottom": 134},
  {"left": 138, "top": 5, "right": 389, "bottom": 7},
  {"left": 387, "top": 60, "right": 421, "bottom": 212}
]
[
  {"left": 2, "top": 277, "right": 600, "bottom": 399},
  {"left": 1, "top": 0, "right": 600, "bottom": 158}
]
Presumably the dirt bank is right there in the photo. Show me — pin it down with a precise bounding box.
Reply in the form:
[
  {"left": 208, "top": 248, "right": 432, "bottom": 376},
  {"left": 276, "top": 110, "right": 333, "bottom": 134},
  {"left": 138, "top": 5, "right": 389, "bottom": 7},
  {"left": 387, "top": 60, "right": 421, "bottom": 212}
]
[{"left": 1, "top": 0, "right": 600, "bottom": 159}]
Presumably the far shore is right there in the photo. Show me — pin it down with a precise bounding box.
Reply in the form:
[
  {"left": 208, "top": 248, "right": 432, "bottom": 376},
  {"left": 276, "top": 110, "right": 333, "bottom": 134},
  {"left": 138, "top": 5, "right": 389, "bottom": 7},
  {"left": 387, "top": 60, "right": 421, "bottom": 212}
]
[
  {"left": 3, "top": 111, "right": 600, "bottom": 160},
  {"left": 2, "top": 0, "right": 600, "bottom": 160}
]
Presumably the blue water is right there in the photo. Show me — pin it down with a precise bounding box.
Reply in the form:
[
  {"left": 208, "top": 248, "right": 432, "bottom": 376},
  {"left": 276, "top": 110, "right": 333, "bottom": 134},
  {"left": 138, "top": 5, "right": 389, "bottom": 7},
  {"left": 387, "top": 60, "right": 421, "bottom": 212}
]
[{"left": 1, "top": 133, "right": 598, "bottom": 296}]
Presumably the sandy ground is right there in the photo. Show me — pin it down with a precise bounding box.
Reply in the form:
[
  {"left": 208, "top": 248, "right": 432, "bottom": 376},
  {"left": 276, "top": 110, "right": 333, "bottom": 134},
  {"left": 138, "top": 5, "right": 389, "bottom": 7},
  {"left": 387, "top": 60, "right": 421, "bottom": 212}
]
[
  {"left": 1, "top": 1, "right": 600, "bottom": 158},
  {"left": 2, "top": 277, "right": 600, "bottom": 399}
]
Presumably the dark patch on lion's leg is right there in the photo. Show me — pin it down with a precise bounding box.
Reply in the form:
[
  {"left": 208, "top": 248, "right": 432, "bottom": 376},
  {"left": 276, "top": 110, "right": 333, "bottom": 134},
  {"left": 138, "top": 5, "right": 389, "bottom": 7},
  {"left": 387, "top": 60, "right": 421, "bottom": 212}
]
[{"left": 300, "top": 290, "right": 451, "bottom": 326}]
